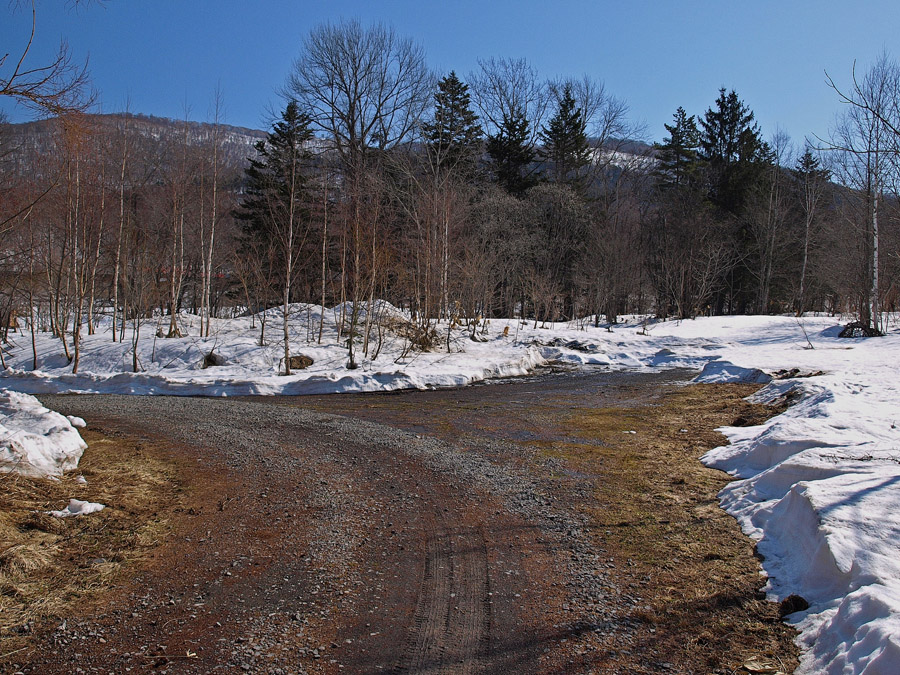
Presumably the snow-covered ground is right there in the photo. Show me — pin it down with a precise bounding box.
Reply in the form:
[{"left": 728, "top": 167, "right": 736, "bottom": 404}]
[{"left": 1, "top": 305, "right": 899, "bottom": 673}]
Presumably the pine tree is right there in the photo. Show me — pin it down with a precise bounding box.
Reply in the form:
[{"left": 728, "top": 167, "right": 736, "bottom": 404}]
[
  {"left": 699, "top": 89, "right": 768, "bottom": 214},
  {"left": 539, "top": 84, "right": 590, "bottom": 187},
  {"left": 654, "top": 106, "right": 701, "bottom": 190},
  {"left": 421, "top": 71, "right": 483, "bottom": 177},
  {"left": 236, "top": 100, "right": 313, "bottom": 374},
  {"left": 486, "top": 107, "right": 536, "bottom": 195}
]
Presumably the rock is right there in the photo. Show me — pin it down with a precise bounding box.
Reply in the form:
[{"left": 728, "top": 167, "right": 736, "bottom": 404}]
[
  {"left": 288, "top": 355, "right": 314, "bottom": 370},
  {"left": 779, "top": 594, "right": 809, "bottom": 617},
  {"left": 202, "top": 351, "right": 227, "bottom": 368}
]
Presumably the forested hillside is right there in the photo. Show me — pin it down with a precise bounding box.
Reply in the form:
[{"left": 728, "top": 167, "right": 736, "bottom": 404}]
[{"left": 2, "top": 21, "right": 899, "bottom": 367}]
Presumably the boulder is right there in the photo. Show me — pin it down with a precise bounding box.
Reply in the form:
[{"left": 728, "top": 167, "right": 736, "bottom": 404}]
[
  {"left": 201, "top": 351, "right": 227, "bottom": 368},
  {"left": 288, "top": 354, "right": 314, "bottom": 370}
]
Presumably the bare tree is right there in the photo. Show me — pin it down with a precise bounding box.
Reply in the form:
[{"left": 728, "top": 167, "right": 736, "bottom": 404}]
[
  {"left": 523, "top": 183, "right": 590, "bottom": 320},
  {"left": 285, "top": 19, "right": 431, "bottom": 366},
  {"left": 110, "top": 106, "right": 130, "bottom": 341},
  {"left": 465, "top": 186, "right": 536, "bottom": 319},
  {"left": 286, "top": 19, "right": 431, "bottom": 174},
  {"left": 1, "top": 1, "right": 99, "bottom": 239},
  {"left": 200, "top": 87, "right": 225, "bottom": 338},
  {"left": 469, "top": 57, "right": 549, "bottom": 146},
  {"left": 585, "top": 180, "right": 645, "bottom": 324},
  {"left": 69, "top": 120, "right": 110, "bottom": 372},
  {"left": 231, "top": 238, "right": 277, "bottom": 346},
  {"left": 827, "top": 54, "right": 899, "bottom": 332},
  {"left": 645, "top": 190, "right": 733, "bottom": 320},
  {"left": 163, "top": 110, "right": 193, "bottom": 338},
  {"left": 392, "top": 141, "right": 474, "bottom": 338}
]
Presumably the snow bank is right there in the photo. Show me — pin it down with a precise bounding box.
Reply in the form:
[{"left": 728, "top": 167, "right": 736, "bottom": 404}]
[
  {"left": 0, "top": 305, "right": 549, "bottom": 396},
  {"left": 3, "top": 308, "right": 900, "bottom": 673},
  {"left": 0, "top": 389, "right": 87, "bottom": 478},
  {"left": 687, "top": 321, "right": 900, "bottom": 675},
  {"left": 796, "top": 585, "right": 900, "bottom": 674}
]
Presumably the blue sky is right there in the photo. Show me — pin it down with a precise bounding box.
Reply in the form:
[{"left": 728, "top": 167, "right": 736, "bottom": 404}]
[{"left": 3, "top": 0, "right": 899, "bottom": 145}]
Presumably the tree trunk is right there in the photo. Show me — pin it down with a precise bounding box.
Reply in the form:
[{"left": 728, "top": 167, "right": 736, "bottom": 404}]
[
  {"left": 112, "top": 115, "right": 128, "bottom": 342},
  {"left": 318, "top": 174, "right": 328, "bottom": 344}
]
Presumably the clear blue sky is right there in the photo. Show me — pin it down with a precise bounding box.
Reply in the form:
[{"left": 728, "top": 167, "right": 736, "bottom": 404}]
[{"left": 3, "top": 0, "right": 899, "bottom": 145}]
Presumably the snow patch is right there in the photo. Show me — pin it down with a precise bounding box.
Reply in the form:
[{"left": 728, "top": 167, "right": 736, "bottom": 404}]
[
  {"left": 694, "top": 359, "right": 771, "bottom": 384},
  {"left": 0, "top": 390, "right": 88, "bottom": 478},
  {"left": 47, "top": 498, "right": 106, "bottom": 518}
]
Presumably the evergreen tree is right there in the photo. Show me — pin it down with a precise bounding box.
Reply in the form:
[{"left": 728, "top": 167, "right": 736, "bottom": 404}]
[
  {"left": 654, "top": 106, "right": 701, "bottom": 190},
  {"left": 238, "top": 101, "right": 313, "bottom": 250},
  {"left": 236, "top": 101, "right": 313, "bottom": 374},
  {"left": 539, "top": 84, "right": 590, "bottom": 187},
  {"left": 699, "top": 88, "right": 768, "bottom": 214},
  {"left": 795, "top": 147, "right": 830, "bottom": 190},
  {"left": 421, "top": 71, "right": 483, "bottom": 177},
  {"left": 486, "top": 107, "right": 536, "bottom": 195}
]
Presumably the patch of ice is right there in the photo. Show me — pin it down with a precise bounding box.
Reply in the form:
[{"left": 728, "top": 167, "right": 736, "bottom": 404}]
[{"left": 694, "top": 359, "right": 771, "bottom": 384}]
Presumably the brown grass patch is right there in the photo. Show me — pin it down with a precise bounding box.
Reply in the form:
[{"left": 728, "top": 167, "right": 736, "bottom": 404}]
[
  {"left": 0, "top": 430, "right": 182, "bottom": 659},
  {"left": 547, "top": 383, "right": 798, "bottom": 674}
]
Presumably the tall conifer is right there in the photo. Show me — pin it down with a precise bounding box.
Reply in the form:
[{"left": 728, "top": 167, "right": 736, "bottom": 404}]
[
  {"left": 698, "top": 89, "right": 768, "bottom": 214},
  {"left": 654, "top": 106, "right": 701, "bottom": 190},
  {"left": 238, "top": 101, "right": 312, "bottom": 249},
  {"left": 539, "top": 85, "right": 590, "bottom": 187},
  {"left": 421, "top": 71, "right": 483, "bottom": 177},
  {"left": 486, "top": 108, "right": 536, "bottom": 195},
  {"left": 236, "top": 101, "right": 313, "bottom": 373}
]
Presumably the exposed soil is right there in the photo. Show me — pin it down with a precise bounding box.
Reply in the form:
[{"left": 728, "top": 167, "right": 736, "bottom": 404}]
[{"left": 1, "top": 369, "right": 799, "bottom": 674}]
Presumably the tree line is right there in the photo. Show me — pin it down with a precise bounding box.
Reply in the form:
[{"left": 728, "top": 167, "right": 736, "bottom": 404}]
[{"left": 2, "top": 18, "right": 900, "bottom": 372}]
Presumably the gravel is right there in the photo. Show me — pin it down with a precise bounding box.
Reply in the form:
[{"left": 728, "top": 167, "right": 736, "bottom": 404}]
[{"left": 34, "top": 378, "right": 661, "bottom": 672}]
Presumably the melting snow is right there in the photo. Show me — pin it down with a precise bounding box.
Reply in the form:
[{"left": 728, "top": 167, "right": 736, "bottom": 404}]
[
  {"left": 47, "top": 498, "right": 106, "bottom": 518},
  {"left": 0, "top": 390, "right": 87, "bottom": 478}
]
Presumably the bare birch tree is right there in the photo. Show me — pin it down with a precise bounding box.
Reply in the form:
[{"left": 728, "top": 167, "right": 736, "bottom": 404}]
[{"left": 828, "top": 55, "right": 899, "bottom": 332}]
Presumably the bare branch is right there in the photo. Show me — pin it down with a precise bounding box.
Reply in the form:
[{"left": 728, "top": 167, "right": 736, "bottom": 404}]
[
  {"left": 469, "top": 57, "right": 548, "bottom": 146},
  {"left": 285, "top": 19, "right": 432, "bottom": 173},
  {"left": 1, "top": 0, "right": 94, "bottom": 118}
]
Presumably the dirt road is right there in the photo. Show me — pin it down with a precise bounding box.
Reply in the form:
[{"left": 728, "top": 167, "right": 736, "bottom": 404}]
[{"left": 10, "top": 369, "right": 796, "bottom": 674}]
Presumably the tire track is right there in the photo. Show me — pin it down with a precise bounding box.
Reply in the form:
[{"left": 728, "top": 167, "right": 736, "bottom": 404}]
[{"left": 399, "top": 519, "right": 492, "bottom": 674}]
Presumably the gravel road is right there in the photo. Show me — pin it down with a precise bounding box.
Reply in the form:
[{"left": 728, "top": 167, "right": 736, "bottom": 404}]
[{"left": 16, "top": 369, "right": 691, "bottom": 674}]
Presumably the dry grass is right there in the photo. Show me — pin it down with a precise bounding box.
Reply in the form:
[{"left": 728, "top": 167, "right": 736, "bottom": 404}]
[
  {"left": 0, "top": 430, "right": 181, "bottom": 659},
  {"left": 543, "top": 383, "right": 798, "bottom": 674}
]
